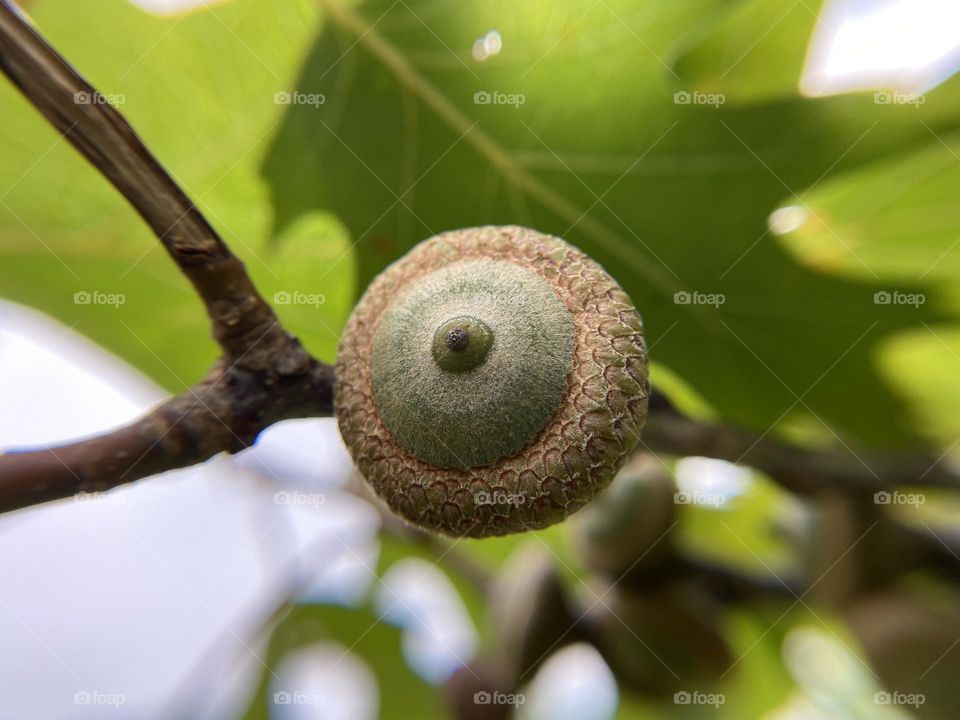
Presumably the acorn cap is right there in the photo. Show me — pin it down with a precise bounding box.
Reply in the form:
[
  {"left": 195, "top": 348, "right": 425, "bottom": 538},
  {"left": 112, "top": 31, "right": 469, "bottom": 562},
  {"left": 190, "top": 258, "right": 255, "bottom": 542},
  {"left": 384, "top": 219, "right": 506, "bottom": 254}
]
[{"left": 335, "top": 226, "right": 649, "bottom": 537}]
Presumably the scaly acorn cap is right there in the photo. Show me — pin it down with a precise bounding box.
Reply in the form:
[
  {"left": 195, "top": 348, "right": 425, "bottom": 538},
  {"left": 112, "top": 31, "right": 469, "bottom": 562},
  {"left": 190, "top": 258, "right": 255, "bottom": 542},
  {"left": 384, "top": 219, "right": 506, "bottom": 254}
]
[{"left": 334, "top": 226, "right": 649, "bottom": 537}]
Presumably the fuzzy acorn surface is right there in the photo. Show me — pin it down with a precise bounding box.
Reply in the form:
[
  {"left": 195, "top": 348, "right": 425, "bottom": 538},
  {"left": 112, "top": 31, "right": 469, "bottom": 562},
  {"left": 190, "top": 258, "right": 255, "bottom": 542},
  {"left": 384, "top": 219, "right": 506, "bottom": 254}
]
[{"left": 335, "top": 226, "right": 649, "bottom": 537}]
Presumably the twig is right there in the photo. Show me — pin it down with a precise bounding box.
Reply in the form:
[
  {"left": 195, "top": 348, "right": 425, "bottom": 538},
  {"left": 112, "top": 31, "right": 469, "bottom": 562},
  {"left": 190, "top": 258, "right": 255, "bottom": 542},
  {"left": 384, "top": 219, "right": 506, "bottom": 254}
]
[
  {"left": 0, "top": 1, "right": 333, "bottom": 512},
  {"left": 643, "top": 392, "right": 960, "bottom": 495}
]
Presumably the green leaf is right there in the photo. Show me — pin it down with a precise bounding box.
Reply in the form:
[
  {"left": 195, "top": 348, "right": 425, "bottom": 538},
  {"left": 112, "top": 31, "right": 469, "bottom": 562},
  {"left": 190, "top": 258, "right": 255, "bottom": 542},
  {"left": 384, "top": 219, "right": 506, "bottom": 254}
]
[
  {"left": 262, "top": 0, "right": 960, "bottom": 450},
  {"left": 712, "top": 608, "right": 797, "bottom": 719},
  {"left": 673, "top": 0, "right": 826, "bottom": 102},
  {"left": 248, "top": 211, "right": 355, "bottom": 363},
  {"left": 676, "top": 469, "right": 804, "bottom": 579},
  {"left": 240, "top": 602, "right": 445, "bottom": 720},
  {"left": 0, "top": 0, "right": 354, "bottom": 388},
  {"left": 779, "top": 135, "right": 960, "bottom": 282},
  {"left": 776, "top": 135, "right": 960, "bottom": 447}
]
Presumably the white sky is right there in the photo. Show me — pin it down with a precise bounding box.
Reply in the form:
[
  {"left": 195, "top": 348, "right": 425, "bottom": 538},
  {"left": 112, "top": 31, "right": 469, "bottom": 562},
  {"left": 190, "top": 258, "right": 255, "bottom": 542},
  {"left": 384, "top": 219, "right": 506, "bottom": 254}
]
[
  {"left": 803, "top": 0, "right": 960, "bottom": 95},
  {"left": 0, "top": 301, "right": 377, "bottom": 719}
]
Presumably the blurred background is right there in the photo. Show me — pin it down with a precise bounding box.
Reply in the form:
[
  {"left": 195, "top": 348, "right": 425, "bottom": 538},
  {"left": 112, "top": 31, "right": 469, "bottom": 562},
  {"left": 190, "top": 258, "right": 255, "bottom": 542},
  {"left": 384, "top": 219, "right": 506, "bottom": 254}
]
[{"left": 3, "top": 0, "right": 960, "bottom": 717}]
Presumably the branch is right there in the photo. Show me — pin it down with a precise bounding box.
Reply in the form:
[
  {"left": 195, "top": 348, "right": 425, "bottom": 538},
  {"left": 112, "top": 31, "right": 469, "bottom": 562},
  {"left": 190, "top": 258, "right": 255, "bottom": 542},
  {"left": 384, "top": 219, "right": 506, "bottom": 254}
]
[
  {"left": 0, "top": 360, "right": 333, "bottom": 513},
  {"left": 643, "top": 392, "right": 960, "bottom": 496},
  {"left": 0, "top": 0, "right": 334, "bottom": 512}
]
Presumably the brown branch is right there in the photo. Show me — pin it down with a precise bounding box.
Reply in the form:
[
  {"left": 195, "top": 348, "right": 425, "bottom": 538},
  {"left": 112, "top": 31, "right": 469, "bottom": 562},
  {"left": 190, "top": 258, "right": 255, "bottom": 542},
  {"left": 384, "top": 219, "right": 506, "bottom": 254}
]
[
  {"left": 0, "top": 0, "right": 334, "bottom": 512},
  {"left": 0, "top": 359, "right": 334, "bottom": 513},
  {"left": 643, "top": 392, "right": 960, "bottom": 496}
]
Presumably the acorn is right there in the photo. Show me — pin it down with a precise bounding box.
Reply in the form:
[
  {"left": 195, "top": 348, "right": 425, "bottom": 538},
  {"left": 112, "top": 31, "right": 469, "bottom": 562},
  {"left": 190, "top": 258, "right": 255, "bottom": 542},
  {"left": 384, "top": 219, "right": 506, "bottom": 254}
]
[
  {"left": 846, "top": 585, "right": 960, "bottom": 720},
  {"left": 573, "top": 452, "right": 677, "bottom": 577},
  {"left": 487, "top": 543, "right": 580, "bottom": 683},
  {"left": 586, "top": 578, "right": 732, "bottom": 696},
  {"left": 334, "top": 226, "right": 649, "bottom": 537}
]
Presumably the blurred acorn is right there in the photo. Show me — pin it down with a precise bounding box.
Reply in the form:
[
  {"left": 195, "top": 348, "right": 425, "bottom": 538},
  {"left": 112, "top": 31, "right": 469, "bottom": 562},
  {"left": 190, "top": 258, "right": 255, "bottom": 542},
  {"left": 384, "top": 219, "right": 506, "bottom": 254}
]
[
  {"left": 585, "top": 576, "right": 732, "bottom": 697},
  {"left": 572, "top": 452, "right": 676, "bottom": 578},
  {"left": 847, "top": 584, "right": 960, "bottom": 720},
  {"left": 794, "top": 493, "right": 925, "bottom": 607},
  {"left": 445, "top": 661, "right": 514, "bottom": 720},
  {"left": 486, "top": 542, "right": 581, "bottom": 685}
]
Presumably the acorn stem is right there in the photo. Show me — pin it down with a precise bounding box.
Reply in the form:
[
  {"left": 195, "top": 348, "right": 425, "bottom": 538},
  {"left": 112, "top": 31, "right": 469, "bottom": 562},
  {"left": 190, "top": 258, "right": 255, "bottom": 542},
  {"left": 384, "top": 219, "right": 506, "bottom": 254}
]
[
  {"left": 446, "top": 326, "right": 470, "bottom": 352},
  {"left": 431, "top": 315, "right": 495, "bottom": 374}
]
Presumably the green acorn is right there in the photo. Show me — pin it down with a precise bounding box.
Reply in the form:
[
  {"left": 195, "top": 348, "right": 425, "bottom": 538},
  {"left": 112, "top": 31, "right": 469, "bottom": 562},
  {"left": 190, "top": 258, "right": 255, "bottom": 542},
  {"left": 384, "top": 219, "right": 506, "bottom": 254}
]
[
  {"left": 573, "top": 453, "right": 677, "bottom": 577},
  {"left": 334, "top": 226, "right": 648, "bottom": 537}
]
